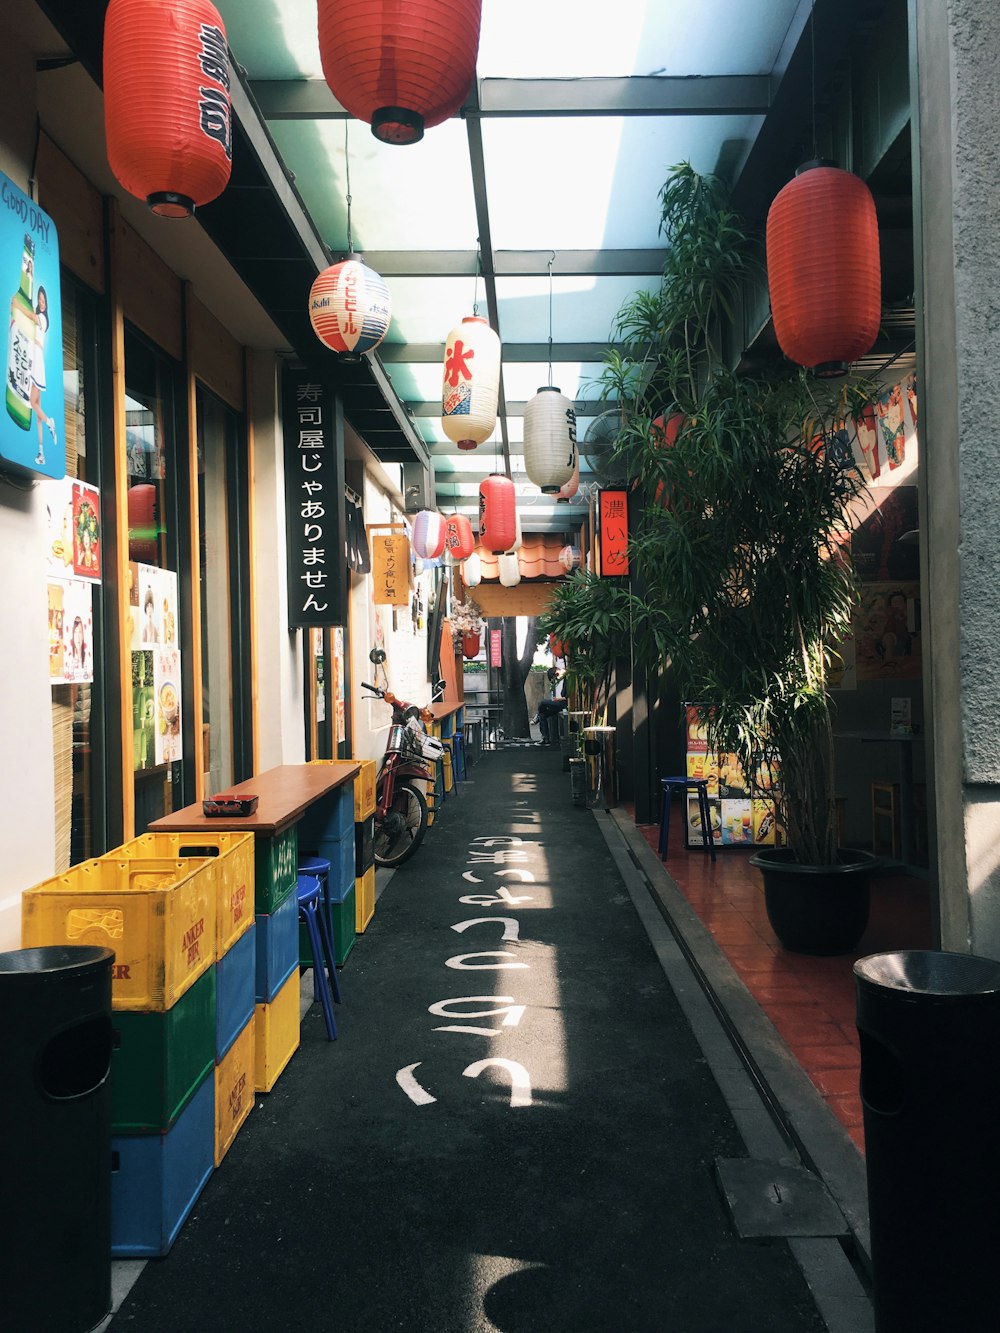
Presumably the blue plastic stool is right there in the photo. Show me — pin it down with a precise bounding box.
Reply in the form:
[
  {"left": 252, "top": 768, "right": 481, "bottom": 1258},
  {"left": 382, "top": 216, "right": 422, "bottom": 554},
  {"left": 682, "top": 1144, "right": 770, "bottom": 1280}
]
[
  {"left": 297, "top": 875, "right": 339, "bottom": 1040},
  {"left": 448, "top": 731, "right": 468, "bottom": 786},
  {"left": 298, "top": 854, "right": 341, "bottom": 1001},
  {"left": 658, "top": 777, "right": 716, "bottom": 861}
]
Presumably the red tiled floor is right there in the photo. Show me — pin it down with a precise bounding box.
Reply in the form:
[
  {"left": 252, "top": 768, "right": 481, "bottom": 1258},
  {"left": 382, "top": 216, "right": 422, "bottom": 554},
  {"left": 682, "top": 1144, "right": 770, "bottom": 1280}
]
[{"left": 626, "top": 803, "right": 934, "bottom": 1156}]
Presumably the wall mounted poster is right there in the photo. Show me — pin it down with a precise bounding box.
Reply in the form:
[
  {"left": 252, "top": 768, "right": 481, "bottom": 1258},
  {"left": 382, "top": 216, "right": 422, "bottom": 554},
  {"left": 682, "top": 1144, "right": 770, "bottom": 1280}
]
[
  {"left": 46, "top": 478, "right": 101, "bottom": 685},
  {"left": 684, "top": 704, "right": 782, "bottom": 848},
  {"left": 0, "top": 171, "right": 65, "bottom": 479},
  {"left": 128, "top": 562, "right": 181, "bottom": 769}
]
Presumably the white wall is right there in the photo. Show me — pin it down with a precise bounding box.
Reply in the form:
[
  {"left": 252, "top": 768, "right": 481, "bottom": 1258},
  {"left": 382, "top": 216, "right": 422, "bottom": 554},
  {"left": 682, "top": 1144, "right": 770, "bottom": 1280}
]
[{"left": 0, "top": 28, "right": 56, "bottom": 949}]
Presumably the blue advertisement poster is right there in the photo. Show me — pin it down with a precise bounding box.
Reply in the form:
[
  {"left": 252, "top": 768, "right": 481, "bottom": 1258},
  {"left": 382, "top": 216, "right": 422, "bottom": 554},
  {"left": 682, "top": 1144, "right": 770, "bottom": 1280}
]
[{"left": 0, "top": 171, "right": 64, "bottom": 479}]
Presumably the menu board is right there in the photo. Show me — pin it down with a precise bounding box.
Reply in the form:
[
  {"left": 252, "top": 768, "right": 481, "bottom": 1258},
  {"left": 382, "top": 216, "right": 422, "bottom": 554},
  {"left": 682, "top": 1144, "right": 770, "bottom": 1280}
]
[{"left": 684, "top": 705, "right": 782, "bottom": 848}]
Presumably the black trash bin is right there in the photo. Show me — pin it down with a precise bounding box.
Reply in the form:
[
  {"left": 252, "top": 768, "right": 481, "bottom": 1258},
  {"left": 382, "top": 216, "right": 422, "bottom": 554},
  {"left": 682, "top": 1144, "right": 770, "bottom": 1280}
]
[
  {"left": 0, "top": 946, "right": 114, "bottom": 1332},
  {"left": 854, "top": 949, "right": 1000, "bottom": 1333}
]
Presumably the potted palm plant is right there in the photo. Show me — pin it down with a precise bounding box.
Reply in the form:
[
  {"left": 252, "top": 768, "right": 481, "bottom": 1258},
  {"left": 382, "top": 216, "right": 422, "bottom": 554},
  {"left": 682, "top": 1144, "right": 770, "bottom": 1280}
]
[{"left": 601, "top": 163, "right": 880, "bottom": 954}]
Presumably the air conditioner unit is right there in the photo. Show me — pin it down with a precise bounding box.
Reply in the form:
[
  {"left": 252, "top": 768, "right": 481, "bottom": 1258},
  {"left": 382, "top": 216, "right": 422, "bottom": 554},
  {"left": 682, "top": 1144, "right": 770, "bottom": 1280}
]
[{"left": 402, "top": 461, "right": 433, "bottom": 513}]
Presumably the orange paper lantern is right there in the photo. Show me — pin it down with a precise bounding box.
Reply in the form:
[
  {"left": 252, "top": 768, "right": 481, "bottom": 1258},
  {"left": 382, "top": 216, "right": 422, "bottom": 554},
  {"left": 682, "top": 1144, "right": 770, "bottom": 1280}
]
[
  {"left": 104, "top": 0, "right": 232, "bottom": 218},
  {"left": 766, "top": 162, "right": 881, "bottom": 377},
  {"left": 317, "top": 0, "right": 482, "bottom": 145},
  {"left": 478, "top": 474, "right": 517, "bottom": 554},
  {"left": 444, "top": 513, "right": 476, "bottom": 560}
]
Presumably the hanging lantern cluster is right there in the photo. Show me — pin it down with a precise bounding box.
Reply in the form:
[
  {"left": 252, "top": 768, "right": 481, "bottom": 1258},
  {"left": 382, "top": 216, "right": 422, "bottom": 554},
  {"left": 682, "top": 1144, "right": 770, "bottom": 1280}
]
[
  {"left": 317, "top": 0, "right": 482, "bottom": 145},
  {"left": 559, "top": 544, "right": 581, "bottom": 573},
  {"left": 309, "top": 255, "right": 392, "bottom": 358},
  {"left": 555, "top": 453, "right": 580, "bottom": 503},
  {"left": 498, "top": 552, "right": 521, "bottom": 587},
  {"left": 524, "top": 387, "right": 576, "bottom": 493},
  {"left": 766, "top": 162, "right": 881, "bottom": 377},
  {"left": 463, "top": 551, "right": 482, "bottom": 588},
  {"left": 411, "top": 509, "right": 446, "bottom": 560},
  {"left": 104, "top": 0, "right": 233, "bottom": 218},
  {"left": 444, "top": 513, "right": 476, "bottom": 561},
  {"left": 441, "top": 316, "right": 500, "bottom": 451},
  {"left": 478, "top": 474, "right": 517, "bottom": 553}
]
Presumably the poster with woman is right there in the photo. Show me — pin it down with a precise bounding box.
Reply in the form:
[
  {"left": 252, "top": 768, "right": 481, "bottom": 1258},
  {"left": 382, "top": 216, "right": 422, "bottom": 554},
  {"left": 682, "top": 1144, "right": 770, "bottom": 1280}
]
[
  {"left": 59, "top": 579, "right": 94, "bottom": 683},
  {"left": 154, "top": 646, "right": 182, "bottom": 764}
]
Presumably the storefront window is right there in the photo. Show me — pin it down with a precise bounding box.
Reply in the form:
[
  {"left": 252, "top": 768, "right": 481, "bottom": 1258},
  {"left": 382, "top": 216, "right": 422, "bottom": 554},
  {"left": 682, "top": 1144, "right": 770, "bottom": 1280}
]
[{"left": 124, "top": 330, "right": 181, "bottom": 833}]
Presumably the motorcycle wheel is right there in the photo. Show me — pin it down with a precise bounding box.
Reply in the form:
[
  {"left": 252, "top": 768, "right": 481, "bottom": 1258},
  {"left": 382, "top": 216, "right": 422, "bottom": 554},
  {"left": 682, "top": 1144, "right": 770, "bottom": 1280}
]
[{"left": 373, "top": 780, "right": 429, "bottom": 868}]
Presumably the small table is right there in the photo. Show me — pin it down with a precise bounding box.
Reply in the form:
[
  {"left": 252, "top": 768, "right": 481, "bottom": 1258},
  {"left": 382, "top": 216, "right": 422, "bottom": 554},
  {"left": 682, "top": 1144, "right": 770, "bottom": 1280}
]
[{"left": 150, "top": 763, "right": 359, "bottom": 838}]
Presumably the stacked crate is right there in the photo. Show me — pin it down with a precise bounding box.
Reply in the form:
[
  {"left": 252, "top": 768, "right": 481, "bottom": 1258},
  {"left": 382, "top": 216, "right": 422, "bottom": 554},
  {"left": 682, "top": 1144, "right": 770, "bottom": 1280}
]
[
  {"left": 253, "top": 825, "right": 300, "bottom": 1092},
  {"left": 21, "top": 851, "right": 220, "bottom": 1256},
  {"left": 354, "top": 760, "right": 377, "bottom": 933},
  {"left": 298, "top": 782, "right": 356, "bottom": 966}
]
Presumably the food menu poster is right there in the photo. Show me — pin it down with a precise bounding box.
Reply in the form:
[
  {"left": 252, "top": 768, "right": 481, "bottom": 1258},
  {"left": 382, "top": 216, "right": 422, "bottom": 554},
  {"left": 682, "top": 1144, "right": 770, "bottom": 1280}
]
[
  {"left": 129, "top": 562, "right": 181, "bottom": 769},
  {"left": 47, "top": 478, "right": 101, "bottom": 685},
  {"left": 684, "top": 704, "right": 781, "bottom": 848},
  {"left": 0, "top": 171, "right": 65, "bottom": 480}
]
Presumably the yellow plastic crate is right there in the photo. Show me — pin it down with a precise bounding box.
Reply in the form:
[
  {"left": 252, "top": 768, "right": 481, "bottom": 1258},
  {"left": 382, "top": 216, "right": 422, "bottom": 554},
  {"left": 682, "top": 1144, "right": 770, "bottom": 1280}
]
[
  {"left": 113, "top": 832, "right": 254, "bottom": 957},
  {"left": 353, "top": 759, "right": 378, "bottom": 820},
  {"left": 254, "top": 968, "right": 300, "bottom": 1093},
  {"left": 22, "top": 857, "right": 215, "bottom": 1012},
  {"left": 355, "top": 865, "right": 375, "bottom": 933},
  {"left": 214, "top": 1014, "right": 255, "bottom": 1166},
  {"left": 442, "top": 745, "right": 454, "bottom": 793}
]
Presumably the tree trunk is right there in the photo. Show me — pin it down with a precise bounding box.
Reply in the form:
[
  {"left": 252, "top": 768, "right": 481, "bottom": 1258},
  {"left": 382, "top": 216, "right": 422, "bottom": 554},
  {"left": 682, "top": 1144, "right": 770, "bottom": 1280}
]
[{"left": 501, "top": 616, "right": 537, "bottom": 739}]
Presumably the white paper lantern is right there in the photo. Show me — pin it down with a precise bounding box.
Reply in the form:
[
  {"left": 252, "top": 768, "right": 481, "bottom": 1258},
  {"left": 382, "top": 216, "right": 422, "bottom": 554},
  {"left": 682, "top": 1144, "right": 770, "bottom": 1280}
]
[
  {"left": 523, "top": 385, "right": 576, "bottom": 492},
  {"left": 463, "top": 551, "right": 482, "bottom": 587},
  {"left": 309, "top": 255, "right": 392, "bottom": 357},
  {"left": 441, "top": 315, "right": 501, "bottom": 451},
  {"left": 503, "top": 511, "right": 523, "bottom": 554},
  {"left": 559, "top": 543, "right": 581, "bottom": 572},
  {"left": 555, "top": 453, "right": 580, "bottom": 502},
  {"left": 413, "top": 555, "right": 425, "bottom": 575},
  {"left": 498, "top": 552, "right": 521, "bottom": 587},
  {"left": 411, "top": 508, "right": 447, "bottom": 559}
]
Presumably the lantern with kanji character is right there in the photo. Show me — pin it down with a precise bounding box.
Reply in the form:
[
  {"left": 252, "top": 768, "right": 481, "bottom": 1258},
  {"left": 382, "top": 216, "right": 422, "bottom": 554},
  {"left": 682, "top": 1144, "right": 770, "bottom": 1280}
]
[
  {"left": 766, "top": 161, "right": 881, "bottom": 377},
  {"left": 498, "top": 552, "right": 521, "bottom": 587},
  {"left": 462, "top": 630, "right": 481, "bottom": 660},
  {"left": 523, "top": 386, "right": 576, "bottom": 492},
  {"left": 478, "top": 474, "right": 517, "bottom": 553},
  {"left": 463, "top": 551, "right": 482, "bottom": 588},
  {"left": 104, "top": 0, "right": 232, "bottom": 218},
  {"left": 309, "top": 255, "right": 392, "bottom": 358},
  {"left": 441, "top": 316, "right": 500, "bottom": 451},
  {"left": 503, "top": 511, "right": 523, "bottom": 555},
  {"left": 317, "top": 0, "right": 482, "bottom": 145},
  {"left": 411, "top": 508, "right": 447, "bottom": 559},
  {"left": 444, "top": 513, "right": 476, "bottom": 561},
  {"left": 559, "top": 544, "right": 581, "bottom": 572}
]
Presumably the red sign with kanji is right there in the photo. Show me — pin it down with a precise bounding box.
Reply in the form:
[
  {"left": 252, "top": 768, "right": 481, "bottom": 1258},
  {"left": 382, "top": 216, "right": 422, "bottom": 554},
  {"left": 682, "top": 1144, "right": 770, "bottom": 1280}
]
[
  {"left": 490, "top": 628, "right": 502, "bottom": 668},
  {"left": 599, "top": 488, "right": 629, "bottom": 576}
]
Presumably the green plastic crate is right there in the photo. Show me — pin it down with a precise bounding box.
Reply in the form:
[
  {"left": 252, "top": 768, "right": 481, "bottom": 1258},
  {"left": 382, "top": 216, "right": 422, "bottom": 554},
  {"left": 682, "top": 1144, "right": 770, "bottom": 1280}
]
[
  {"left": 111, "top": 966, "right": 216, "bottom": 1133},
  {"left": 254, "top": 826, "right": 298, "bottom": 914},
  {"left": 331, "top": 887, "right": 355, "bottom": 966}
]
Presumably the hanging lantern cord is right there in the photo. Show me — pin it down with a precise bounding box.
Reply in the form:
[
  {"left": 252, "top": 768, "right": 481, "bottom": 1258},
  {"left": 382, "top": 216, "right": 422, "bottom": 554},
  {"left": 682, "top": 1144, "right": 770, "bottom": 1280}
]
[
  {"left": 473, "top": 246, "right": 481, "bottom": 317},
  {"left": 344, "top": 120, "right": 354, "bottom": 254},
  {"left": 809, "top": 2, "right": 818, "bottom": 161},
  {"left": 547, "top": 252, "right": 556, "bottom": 389}
]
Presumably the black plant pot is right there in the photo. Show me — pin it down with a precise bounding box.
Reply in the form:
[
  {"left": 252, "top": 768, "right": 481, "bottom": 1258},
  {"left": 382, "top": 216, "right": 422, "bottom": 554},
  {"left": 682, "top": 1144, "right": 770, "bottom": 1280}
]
[{"left": 749, "top": 847, "right": 880, "bottom": 956}]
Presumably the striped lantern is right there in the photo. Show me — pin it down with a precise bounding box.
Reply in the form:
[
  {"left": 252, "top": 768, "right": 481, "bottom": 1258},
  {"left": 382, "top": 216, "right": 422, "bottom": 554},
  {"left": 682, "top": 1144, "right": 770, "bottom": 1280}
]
[
  {"left": 463, "top": 551, "right": 482, "bottom": 588},
  {"left": 411, "top": 509, "right": 447, "bottom": 559},
  {"left": 478, "top": 474, "right": 517, "bottom": 553},
  {"left": 559, "top": 544, "right": 581, "bottom": 572},
  {"left": 104, "top": 0, "right": 232, "bottom": 218},
  {"left": 498, "top": 552, "right": 521, "bottom": 587},
  {"left": 766, "top": 162, "right": 881, "bottom": 377},
  {"left": 555, "top": 453, "right": 580, "bottom": 503},
  {"left": 309, "top": 255, "right": 392, "bottom": 358},
  {"left": 441, "top": 316, "right": 501, "bottom": 451},
  {"left": 523, "top": 386, "right": 576, "bottom": 492},
  {"left": 317, "top": 0, "right": 482, "bottom": 145},
  {"left": 444, "top": 513, "right": 476, "bottom": 561}
]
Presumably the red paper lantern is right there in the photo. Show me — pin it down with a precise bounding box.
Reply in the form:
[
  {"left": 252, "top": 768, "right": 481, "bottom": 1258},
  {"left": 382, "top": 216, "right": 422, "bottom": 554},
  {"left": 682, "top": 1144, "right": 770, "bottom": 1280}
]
[
  {"left": 478, "top": 474, "right": 517, "bottom": 554},
  {"left": 104, "top": 0, "right": 232, "bottom": 218},
  {"left": 308, "top": 256, "right": 392, "bottom": 358},
  {"left": 766, "top": 162, "right": 881, "bottom": 377},
  {"left": 462, "top": 631, "right": 481, "bottom": 660},
  {"left": 652, "top": 412, "right": 684, "bottom": 507},
  {"left": 444, "top": 513, "right": 476, "bottom": 560},
  {"left": 317, "top": 0, "right": 482, "bottom": 145},
  {"left": 548, "top": 634, "right": 569, "bottom": 660}
]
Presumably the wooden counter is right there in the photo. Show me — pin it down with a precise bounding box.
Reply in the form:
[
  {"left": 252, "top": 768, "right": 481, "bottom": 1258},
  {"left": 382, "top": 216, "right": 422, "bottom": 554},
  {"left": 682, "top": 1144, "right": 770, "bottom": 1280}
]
[
  {"left": 428, "top": 702, "right": 464, "bottom": 722},
  {"left": 150, "top": 762, "right": 360, "bottom": 837}
]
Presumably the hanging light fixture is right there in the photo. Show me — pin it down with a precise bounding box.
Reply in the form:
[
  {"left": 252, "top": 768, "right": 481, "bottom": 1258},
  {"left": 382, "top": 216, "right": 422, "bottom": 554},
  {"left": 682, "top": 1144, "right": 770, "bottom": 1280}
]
[
  {"left": 559, "top": 544, "right": 581, "bottom": 572},
  {"left": 309, "top": 124, "right": 392, "bottom": 358},
  {"left": 317, "top": 0, "right": 482, "bottom": 145},
  {"left": 555, "top": 454, "right": 580, "bottom": 503},
  {"left": 103, "top": 0, "right": 232, "bottom": 218},
  {"left": 411, "top": 509, "right": 447, "bottom": 560},
  {"left": 497, "top": 552, "right": 521, "bottom": 587},
  {"left": 478, "top": 474, "right": 517, "bottom": 553},
  {"left": 523, "top": 254, "right": 576, "bottom": 492},
  {"left": 441, "top": 315, "right": 500, "bottom": 452},
  {"left": 463, "top": 551, "right": 482, "bottom": 588},
  {"left": 444, "top": 513, "right": 476, "bottom": 561}
]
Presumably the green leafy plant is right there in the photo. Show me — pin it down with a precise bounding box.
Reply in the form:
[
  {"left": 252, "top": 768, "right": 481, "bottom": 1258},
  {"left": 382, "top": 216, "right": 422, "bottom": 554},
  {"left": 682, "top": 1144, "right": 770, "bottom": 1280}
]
[
  {"left": 601, "top": 162, "right": 876, "bottom": 865},
  {"left": 539, "top": 570, "right": 632, "bottom": 726}
]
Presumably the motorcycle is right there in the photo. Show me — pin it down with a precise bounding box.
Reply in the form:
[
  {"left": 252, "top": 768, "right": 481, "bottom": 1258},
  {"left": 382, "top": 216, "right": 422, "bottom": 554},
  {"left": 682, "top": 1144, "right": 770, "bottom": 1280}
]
[{"left": 362, "top": 681, "right": 444, "bottom": 867}]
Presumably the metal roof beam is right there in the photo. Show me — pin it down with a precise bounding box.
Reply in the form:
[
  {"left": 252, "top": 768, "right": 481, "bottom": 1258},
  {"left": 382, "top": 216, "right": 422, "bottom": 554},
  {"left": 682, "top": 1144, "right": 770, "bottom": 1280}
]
[
  {"left": 412, "top": 399, "right": 600, "bottom": 419},
  {"left": 361, "top": 249, "right": 666, "bottom": 277},
  {"left": 381, "top": 342, "right": 615, "bottom": 363}
]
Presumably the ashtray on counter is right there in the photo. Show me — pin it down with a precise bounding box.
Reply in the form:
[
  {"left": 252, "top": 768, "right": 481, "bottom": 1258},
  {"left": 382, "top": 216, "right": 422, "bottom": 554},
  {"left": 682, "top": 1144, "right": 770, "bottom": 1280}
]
[{"left": 202, "top": 793, "right": 258, "bottom": 817}]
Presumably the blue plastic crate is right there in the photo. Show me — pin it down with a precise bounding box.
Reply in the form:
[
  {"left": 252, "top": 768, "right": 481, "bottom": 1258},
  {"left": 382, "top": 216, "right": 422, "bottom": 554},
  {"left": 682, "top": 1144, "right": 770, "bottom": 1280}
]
[
  {"left": 215, "top": 923, "right": 256, "bottom": 1061},
  {"left": 254, "top": 889, "right": 298, "bottom": 1003},
  {"left": 110, "top": 1072, "right": 215, "bottom": 1257},
  {"left": 354, "top": 816, "right": 375, "bottom": 876},
  {"left": 328, "top": 832, "right": 355, "bottom": 904},
  {"left": 299, "top": 783, "right": 354, "bottom": 847}
]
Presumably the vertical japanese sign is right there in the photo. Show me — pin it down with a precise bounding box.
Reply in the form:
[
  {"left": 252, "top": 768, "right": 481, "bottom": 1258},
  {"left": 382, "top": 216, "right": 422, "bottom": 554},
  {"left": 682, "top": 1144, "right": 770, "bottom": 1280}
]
[
  {"left": 490, "top": 628, "right": 502, "bottom": 668},
  {"left": 369, "top": 525, "right": 410, "bottom": 605},
  {"left": 283, "top": 371, "right": 345, "bottom": 628},
  {"left": 0, "top": 171, "right": 65, "bottom": 479},
  {"left": 598, "top": 488, "right": 629, "bottom": 577}
]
